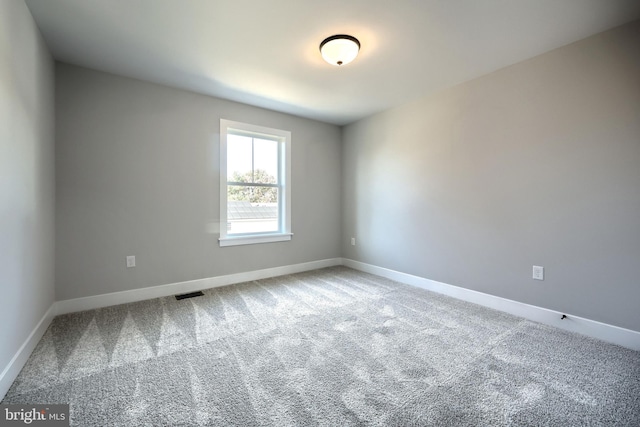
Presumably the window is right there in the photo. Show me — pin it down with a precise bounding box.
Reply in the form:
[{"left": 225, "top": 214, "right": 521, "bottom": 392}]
[{"left": 219, "top": 119, "right": 291, "bottom": 246}]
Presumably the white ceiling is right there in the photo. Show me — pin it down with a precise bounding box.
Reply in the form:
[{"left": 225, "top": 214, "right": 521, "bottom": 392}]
[{"left": 25, "top": 0, "right": 640, "bottom": 125}]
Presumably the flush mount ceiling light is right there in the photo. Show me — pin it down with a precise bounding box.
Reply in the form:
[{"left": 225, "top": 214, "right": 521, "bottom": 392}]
[{"left": 319, "top": 34, "right": 360, "bottom": 66}]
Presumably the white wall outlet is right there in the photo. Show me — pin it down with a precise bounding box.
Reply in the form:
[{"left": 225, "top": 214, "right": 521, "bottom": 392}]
[
  {"left": 533, "top": 265, "right": 544, "bottom": 281},
  {"left": 126, "top": 256, "right": 136, "bottom": 268},
  {"left": 351, "top": 237, "right": 356, "bottom": 246}
]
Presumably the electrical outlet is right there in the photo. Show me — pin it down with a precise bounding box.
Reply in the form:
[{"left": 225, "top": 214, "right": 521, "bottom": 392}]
[
  {"left": 533, "top": 265, "right": 544, "bottom": 281},
  {"left": 126, "top": 256, "right": 136, "bottom": 268},
  {"left": 351, "top": 237, "right": 356, "bottom": 246}
]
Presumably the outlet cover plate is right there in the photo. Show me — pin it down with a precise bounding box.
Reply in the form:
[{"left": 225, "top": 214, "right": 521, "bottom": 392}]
[
  {"left": 126, "top": 256, "right": 136, "bottom": 268},
  {"left": 533, "top": 265, "right": 544, "bottom": 280}
]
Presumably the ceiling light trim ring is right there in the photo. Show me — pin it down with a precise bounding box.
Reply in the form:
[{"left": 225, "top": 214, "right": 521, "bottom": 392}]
[{"left": 320, "top": 34, "right": 361, "bottom": 50}]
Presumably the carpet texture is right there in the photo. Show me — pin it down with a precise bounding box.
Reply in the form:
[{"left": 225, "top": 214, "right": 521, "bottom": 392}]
[{"left": 3, "top": 266, "right": 640, "bottom": 425}]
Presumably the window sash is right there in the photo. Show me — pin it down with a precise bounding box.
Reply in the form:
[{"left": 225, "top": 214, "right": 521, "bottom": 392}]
[{"left": 227, "top": 182, "right": 279, "bottom": 188}]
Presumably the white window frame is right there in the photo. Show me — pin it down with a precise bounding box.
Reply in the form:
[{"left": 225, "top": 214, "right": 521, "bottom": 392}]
[{"left": 219, "top": 119, "right": 292, "bottom": 247}]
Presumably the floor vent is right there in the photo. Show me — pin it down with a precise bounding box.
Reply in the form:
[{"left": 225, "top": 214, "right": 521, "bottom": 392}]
[{"left": 175, "top": 291, "right": 204, "bottom": 300}]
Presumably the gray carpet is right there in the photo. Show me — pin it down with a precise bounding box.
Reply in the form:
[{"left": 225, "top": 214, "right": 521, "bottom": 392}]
[{"left": 3, "top": 266, "right": 640, "bottom": 426}]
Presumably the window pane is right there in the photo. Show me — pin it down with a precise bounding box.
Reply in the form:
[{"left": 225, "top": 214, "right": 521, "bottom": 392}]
[
  {"left": 227, "top": 183, "right": 278, "bottom": 204},
  {"left": 253, "top": 138, "right": 278, "bottom": 184},
  {"left": 227, "top": 187, "right": 279, "bottom": 234},
  {"left": 227, "top": 134, "right": 252, "bottom": 182}
]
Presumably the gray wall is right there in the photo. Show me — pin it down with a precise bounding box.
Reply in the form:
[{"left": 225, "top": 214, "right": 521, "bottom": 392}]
[
  {"left": 55, "top": 64, "right": 342, "bottom": 300},
  {"left": 342, "top": 21, "right": 640, "bottom": 332},
  {"left": 0, "top": 0, "right": 55, "bottom": 373}
]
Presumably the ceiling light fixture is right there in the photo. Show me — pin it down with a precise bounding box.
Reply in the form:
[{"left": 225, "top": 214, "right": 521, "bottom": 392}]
[{"left": 319, "top": 34, "right": 360, "bottom": 66}]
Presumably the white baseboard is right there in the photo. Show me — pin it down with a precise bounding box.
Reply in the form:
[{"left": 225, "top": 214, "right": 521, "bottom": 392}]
[
  {"left": 56, "top": 258, "right": 342, "bottom": 315},
  {"left": 4, "top": 256, "right": 635, "bottom": 402},
  {"left": 342, "top": 258, "right": 640, "bottom": 351},
  {"left": 0, "top": 304, "right": 56, "bottom": 400},
  {"left": 1, "top": 258, "right": 341, "bottom": 400}
]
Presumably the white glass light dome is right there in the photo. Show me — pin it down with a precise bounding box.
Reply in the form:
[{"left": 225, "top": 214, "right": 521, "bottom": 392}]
[{"left": 320, "top": 35, "right": 360, "bottom": 66}]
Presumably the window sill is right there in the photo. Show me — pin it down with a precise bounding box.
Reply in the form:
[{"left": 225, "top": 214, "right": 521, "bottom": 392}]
[{"left": 219, "top": 233, "right": 293, "bottom": 247}]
